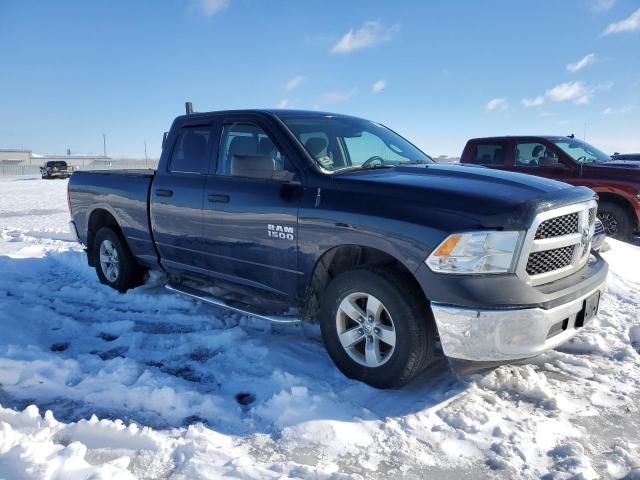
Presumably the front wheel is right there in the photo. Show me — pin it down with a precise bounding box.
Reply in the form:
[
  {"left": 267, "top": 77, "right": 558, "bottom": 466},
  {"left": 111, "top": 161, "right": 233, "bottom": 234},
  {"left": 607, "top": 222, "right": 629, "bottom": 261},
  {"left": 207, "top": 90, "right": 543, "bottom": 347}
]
[
  {"left": 93, "top": 227, "right": 144, "bottom": 292},
  {"left": 319, "top": 269, "right": 436, "bottom": 389},
  {"left": 598, "top": 201, "right": 633, "bottom": 241}
]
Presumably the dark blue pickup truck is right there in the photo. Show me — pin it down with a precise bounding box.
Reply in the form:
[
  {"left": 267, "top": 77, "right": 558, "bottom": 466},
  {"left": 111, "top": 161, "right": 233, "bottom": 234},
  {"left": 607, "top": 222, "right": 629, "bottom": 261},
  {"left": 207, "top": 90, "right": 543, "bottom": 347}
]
[{"left": 68, "top": 108, "right": 608, "bottom": 388}]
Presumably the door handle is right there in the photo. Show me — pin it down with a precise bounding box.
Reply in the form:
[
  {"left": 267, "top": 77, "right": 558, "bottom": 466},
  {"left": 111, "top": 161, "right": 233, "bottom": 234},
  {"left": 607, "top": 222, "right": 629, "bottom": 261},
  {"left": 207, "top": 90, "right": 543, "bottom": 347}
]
[
  {"left": 208, "top": 194, "right": 230, "bottom": 203},
  {"left": 155, "top": 188, "right": 173, "bottom": 197}
]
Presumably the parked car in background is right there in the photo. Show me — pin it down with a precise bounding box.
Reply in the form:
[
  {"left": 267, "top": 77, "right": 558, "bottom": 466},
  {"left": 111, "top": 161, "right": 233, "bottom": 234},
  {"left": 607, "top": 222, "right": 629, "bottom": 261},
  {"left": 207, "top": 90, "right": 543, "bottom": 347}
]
[
  {"left": 41, "top": 160, "right": 73, "bottom": 179},
  {"left": 461, "top": 136, "right": 640, "bottom": 241},
  {"left": 67, "top": 108, "right": 608, "bottom": 388}
]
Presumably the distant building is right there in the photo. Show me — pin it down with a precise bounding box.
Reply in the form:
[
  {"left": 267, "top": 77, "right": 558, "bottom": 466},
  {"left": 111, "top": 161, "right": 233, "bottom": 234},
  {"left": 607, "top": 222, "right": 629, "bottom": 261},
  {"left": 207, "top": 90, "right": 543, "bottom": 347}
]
[
  {"left": 0, "top": 149, "right": 31, "bottom": 164},
  {"left": 35, "top": 153, "right": 111, "bottom": 168},
  {"left": 0, "top": 148, "right": 110, "bottom": 168}
]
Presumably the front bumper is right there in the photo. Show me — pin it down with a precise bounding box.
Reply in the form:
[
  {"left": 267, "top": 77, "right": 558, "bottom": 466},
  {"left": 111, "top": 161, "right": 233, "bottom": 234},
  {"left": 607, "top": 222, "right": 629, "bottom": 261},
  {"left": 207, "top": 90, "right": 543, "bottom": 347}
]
[
  {"left": 424, "top": 250, "right": 608, "bottom": 363},
  {"left": 431, "top": 284, "right": 605, "bottom": 362}
]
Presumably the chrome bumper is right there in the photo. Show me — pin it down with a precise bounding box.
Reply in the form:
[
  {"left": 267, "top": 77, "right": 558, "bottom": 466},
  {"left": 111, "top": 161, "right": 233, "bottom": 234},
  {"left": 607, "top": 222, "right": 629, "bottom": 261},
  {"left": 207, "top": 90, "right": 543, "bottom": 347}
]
[{"left": 431, "top": 286, "right": 605, "bottom": 362}]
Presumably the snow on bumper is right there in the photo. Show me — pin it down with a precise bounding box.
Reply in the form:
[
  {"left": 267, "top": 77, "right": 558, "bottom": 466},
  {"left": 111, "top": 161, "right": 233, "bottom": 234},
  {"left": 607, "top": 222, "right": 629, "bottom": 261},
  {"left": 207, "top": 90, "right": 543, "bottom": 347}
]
[{"left": 431, "top": 286, "right": 605, "bottom": 362}]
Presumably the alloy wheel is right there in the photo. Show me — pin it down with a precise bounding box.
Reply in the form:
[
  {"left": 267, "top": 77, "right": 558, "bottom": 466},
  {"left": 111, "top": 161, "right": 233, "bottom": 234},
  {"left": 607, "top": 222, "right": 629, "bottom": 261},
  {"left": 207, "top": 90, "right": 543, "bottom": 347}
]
[
  {"left": 99, "top": 239, "right": 120, "bottom": 282},
  {"left": 335, "top": 292, "right": 397, "bottom": 368}
]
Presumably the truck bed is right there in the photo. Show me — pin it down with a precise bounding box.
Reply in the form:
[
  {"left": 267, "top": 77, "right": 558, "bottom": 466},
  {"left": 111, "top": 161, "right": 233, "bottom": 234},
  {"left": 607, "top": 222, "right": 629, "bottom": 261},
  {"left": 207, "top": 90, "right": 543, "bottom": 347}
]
[{"left": 68, "top": 169, "right": 159, "bottom": 267}]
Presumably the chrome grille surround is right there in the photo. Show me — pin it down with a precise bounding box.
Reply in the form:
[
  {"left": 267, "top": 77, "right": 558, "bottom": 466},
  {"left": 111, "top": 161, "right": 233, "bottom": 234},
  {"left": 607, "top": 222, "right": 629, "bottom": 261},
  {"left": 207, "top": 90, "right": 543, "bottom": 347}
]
[{"left": 516, "top": 200, "right": 598, "bottom": 286}]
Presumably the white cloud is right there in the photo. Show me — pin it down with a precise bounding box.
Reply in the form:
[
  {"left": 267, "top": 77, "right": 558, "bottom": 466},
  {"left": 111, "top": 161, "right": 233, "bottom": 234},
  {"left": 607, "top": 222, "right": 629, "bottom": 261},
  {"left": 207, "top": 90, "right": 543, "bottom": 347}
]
[
  {"left": 284, "top": 75, "right": 304, "bottom": 92},
  {"left": 567, "top": 53, "right": 596, "bottom": 73},
  {"left": 275, "top": 99, "right": 290, "bottom": 109},
  {"left": 592, "top": 0, "right": 615, "bottom": 11},
  {"left": 546, "top": 81, "right": 589, "bottom": 102},
  {"left": 194, "top": 0, "right": 229, "bottom": 16},
  {"left": 371, "top": 80, "right": 386, "bottom": 93},
  {"left": 603, "top": 106, "right": 632, "bottom": 114},
  {"left": 596, "top": 80, "right": 614, "bottom": 92},
  {"left": 485, "top": 98, "right": 508, "bottom": 111},
  {"left": 603, "top": 7, "right": 640, "bottom": 35},
  {"left": 523, "top": 81, "right": 599, "bottom": 107},
  {"left": 321, "top": 90, "right": 355, "bottom": 104},
  {"left": 522, "top": 96, "right": 545, "bottom": 107},
  {"left": 332, "top": 21, "right": 400, "bottom": 54}
]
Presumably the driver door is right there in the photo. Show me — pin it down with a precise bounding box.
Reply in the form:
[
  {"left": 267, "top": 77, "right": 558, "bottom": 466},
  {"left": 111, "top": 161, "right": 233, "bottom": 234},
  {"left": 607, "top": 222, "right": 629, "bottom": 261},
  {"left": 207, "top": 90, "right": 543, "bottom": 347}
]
[
  {"left": 200, "top": 115, "right": 304, "bottom": 298},
  {"left": 509, "top": 140, "right": 573, "bottom": 181}
]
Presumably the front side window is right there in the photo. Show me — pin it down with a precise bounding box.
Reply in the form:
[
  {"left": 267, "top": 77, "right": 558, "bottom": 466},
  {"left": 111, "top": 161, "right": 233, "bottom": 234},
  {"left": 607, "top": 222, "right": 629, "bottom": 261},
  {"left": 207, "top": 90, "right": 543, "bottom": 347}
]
[
  {"left": 217, "top": 123, "right": 292, "bottom": 180},
  {"left": 282, "top": 116, "right": 431, "bottom": 172},
  {"left": 514, "top": 142, "right": 558, "bottom": 167},
  {"left": 169, "top": 125, "right": 211, "bottom": 174},
  {"left": 552, "top": 138, "right": 610, "bottom": 164}
]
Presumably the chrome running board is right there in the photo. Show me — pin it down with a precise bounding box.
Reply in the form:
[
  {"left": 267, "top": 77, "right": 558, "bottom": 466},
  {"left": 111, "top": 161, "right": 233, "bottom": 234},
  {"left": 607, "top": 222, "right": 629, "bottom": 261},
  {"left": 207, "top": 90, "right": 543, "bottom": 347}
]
[{"left": 165, "top": 283, "right": 301, "bottom": 324}]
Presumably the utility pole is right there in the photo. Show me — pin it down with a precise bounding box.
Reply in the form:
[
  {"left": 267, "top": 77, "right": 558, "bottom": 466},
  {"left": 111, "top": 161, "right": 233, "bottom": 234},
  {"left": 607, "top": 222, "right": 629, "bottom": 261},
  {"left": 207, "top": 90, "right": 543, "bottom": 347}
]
[
  {"left": 102, "top": 134, "right": 107, "bottom": 159},
  {"left": 583, "top": 121, "right": 587, "bottom": 142},
  {"left": 144, "top": 141, "right": 148, "bottom": 167}
]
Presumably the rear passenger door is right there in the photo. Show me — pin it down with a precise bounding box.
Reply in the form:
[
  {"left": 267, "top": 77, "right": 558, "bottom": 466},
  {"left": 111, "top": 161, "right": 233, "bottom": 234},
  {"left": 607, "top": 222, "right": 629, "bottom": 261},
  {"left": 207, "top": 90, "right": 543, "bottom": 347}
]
[
  {"left": 151, "top": 123, "right": 214, "bottom": 274},
  {"left": 201, "top": 115, "right": 303, "bottom": 298}
]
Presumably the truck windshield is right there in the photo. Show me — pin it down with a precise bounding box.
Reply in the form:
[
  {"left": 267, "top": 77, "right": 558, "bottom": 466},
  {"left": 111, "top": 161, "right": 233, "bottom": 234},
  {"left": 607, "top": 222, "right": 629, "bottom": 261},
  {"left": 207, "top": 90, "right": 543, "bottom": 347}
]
[
  {"left": 281, "top": 115, "right": 432, "bottom": 172},
  {"left": 552, "top": 138, "right": 611, "bottom": 164}
]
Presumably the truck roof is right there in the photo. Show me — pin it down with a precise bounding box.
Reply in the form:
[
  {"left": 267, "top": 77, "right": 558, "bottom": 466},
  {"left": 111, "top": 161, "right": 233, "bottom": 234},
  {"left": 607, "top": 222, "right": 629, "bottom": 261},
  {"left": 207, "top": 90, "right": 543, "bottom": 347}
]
[
  {"left": 467, "top": 135, "right": 575, "bottom": 143},
  {"left": 172, "top": 108, "right": 363, "bottom": 122}
]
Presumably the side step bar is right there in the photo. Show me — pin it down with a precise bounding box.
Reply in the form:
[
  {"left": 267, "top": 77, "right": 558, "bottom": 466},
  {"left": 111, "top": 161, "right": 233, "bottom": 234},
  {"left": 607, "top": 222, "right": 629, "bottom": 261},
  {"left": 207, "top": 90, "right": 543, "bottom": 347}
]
[{"left": 165, "top": 283, "right": 301, "bottom": 324}]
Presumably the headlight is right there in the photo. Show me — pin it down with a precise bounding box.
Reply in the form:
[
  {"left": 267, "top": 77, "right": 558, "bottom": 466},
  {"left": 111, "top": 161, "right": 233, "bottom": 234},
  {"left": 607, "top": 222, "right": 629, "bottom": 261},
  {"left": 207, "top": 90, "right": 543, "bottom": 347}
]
[
  {"left": 636, "top": 192, "right": 640, "bottom": 201},
  {"left": 426, "top": 231, "right": 522, "bottom": 274}
]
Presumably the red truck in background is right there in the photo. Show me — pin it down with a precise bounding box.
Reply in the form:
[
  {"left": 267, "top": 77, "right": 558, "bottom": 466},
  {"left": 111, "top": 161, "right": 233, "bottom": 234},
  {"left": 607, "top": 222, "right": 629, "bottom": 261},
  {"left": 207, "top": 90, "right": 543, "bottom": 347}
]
[{"left": 461, "top": 136, "right": 640, "bottom": 241}]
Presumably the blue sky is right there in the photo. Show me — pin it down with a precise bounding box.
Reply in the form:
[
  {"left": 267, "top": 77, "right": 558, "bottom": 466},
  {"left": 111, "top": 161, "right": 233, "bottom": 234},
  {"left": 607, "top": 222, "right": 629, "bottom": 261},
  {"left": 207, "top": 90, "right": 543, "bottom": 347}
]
[{"left": 1, "top": 0, "right": 638, "bottom": 158}]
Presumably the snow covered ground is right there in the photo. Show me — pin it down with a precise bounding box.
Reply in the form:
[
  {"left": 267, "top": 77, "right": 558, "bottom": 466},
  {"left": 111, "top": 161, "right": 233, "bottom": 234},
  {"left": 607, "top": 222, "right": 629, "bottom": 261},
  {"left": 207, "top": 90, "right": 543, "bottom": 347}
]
[{"left": 0, "top": 176, "right": 639, "bottom": 480}]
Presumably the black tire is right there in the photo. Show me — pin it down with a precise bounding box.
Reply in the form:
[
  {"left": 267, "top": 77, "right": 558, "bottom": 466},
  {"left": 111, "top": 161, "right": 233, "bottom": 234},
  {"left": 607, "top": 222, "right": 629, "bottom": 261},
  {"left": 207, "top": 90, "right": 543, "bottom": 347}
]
[
  {"left": 93, "top": 227, "right": 144, "bottom": 293},
  {"left": 598, "top": 201, "right": 632, "bottom": 241},
  {"left": 319, "top": 269, "right": 436, "bottom": 389}
]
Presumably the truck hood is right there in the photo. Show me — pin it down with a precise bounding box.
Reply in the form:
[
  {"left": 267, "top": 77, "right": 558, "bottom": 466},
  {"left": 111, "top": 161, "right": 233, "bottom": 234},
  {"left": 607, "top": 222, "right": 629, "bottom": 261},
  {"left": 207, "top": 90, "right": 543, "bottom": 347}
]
[
  {"left": 588, "top": 160, "right": 640, "bottom": 169},
  {"left": 332, "top": 163, "right": 596, "bottom": 230},
  {"left": 581, "top": 161, "right": 640, "bottom": 182}
]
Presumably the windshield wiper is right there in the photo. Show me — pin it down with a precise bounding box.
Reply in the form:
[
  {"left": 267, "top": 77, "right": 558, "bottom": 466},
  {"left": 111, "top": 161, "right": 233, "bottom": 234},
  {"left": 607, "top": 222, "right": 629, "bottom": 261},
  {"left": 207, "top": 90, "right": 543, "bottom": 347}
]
[
  {"left": 333, "top": 164, "right": 394, "bottom": 174},
  {"left": 403, "top": 159, "right": 431, "bottom": 165}
]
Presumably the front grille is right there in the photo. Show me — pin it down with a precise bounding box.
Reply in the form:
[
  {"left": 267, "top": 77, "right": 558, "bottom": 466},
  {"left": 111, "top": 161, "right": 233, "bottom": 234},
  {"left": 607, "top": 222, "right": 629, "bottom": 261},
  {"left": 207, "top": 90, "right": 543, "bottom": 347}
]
[
  {"left": 518, "top": 201, "right": 597, "bottom": 285},
  {"left": 526, "top": 246, "right": 574, "bottom": 275},
  {"left": 534, "top": 213, "right": 578, "bottom": 239}
]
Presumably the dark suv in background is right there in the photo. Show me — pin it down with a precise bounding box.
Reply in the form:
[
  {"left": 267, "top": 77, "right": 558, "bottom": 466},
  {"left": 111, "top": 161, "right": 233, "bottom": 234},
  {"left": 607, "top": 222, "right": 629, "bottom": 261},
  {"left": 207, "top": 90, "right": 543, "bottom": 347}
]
[
  {"left": 461, "top": 136, "right": 640, "bottom": 241},
  {"left": 40, "top": 160, "right": 73, "bottom": 179}
]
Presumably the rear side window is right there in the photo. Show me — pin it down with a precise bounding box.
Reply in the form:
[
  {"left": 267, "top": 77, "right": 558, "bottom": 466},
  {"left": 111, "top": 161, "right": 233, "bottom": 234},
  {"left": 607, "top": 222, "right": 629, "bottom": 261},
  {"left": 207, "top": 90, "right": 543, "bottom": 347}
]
[
  {"left": 169, "top": 126, "right": 211, "bottom": 174},
  {"left": 470, "top": 143, "right": 506, "bottom": 165}
]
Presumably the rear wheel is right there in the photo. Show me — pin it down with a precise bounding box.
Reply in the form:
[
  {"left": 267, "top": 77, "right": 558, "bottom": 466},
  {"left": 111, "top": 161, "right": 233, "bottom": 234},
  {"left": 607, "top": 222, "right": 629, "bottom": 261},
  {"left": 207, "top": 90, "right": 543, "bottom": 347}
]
[
  {"left": 93, "top": 227, "right": 144, "bottom": 292},
  {"left": 319, "top": 269, "right": 436, "bottom": 389},
  {"left": 598, "top": 201, "right": 632, "bottom": 241}
]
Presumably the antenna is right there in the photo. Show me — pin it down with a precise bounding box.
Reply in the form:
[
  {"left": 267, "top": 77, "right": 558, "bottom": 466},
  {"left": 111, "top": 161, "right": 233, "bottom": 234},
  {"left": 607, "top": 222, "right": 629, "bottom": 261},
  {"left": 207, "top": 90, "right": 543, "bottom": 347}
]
[{"left": 185, "top": 102, "right": 193, "bottom": 115}]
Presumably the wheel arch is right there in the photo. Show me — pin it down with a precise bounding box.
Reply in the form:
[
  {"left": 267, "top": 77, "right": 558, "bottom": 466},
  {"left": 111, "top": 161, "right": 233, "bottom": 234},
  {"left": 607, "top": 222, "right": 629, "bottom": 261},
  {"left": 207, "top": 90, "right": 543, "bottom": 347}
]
[
  {"left": 302, "top": 244, "right": 429, "bottom": 321},
  {"left": 597, "top": 192, "right": 638, "bottom": 231},
  {"left": 86, "top": 207, "right": 125, "bottom": 266}
]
